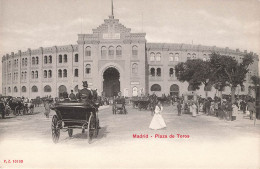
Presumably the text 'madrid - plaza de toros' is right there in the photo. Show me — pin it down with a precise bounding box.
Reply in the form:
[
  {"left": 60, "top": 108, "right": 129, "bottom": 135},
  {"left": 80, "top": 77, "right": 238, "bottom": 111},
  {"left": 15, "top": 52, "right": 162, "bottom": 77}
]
[{"left": 1, "top": 7, "right": 259, "bottom": 99}]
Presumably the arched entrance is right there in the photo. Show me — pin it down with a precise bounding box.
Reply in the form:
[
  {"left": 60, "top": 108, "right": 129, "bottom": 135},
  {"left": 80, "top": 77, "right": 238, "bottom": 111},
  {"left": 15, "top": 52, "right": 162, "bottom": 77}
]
[
  {"left": 58, "top": 85, "right": 67, "bottom": 98},
  {"left": 103, "top": 67, "right": 120, "bottom": 97},
  {"left": 170, "top": 84, "right": 179, "bottom": 97}
]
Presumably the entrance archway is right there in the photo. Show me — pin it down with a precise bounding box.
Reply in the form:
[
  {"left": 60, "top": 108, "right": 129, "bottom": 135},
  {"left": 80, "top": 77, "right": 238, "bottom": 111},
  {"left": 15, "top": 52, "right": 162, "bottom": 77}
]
[
  {"left": 58, "top": 85, "right": 67, "bottom": 98},
  {"left": 170, "top": 84, "right": 179, "bottom": 97},
  {"left": 103, "top": 67, "right": 120, "bottom": 97}
]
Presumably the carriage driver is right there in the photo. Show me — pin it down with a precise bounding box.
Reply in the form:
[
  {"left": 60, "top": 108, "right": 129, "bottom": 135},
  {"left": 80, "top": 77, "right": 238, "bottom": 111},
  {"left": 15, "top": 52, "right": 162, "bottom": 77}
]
[{"left": 77, "top": 81, "right": 93, "bottom": 102}]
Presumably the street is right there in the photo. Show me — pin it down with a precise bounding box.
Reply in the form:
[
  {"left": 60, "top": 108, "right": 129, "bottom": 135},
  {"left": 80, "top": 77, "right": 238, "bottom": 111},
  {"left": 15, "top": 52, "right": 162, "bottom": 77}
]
[{"left": 0, "top": 104, "right": 259, "bottom": 168}]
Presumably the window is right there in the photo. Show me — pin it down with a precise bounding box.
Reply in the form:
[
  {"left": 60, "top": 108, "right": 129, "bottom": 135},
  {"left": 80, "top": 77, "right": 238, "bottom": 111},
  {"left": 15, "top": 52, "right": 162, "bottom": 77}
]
[
  {"left": 74, "top": 69, "right": 78, "bottom": 77},
  {"left": 59, "top": 55, "right": 62, "bottom": 63},
  {"left": 157, "top": 68, "right": 161, "bottom": 76},
  {"left": 22, "top": 58, "right": 25, "bottom": 66},
  {"left": 44, "top": 70, "right": 47, "bottom": 78},
  {"left": 48, "top": 70, "right": 52, "bottom": 78},
  {"left": 64, "top": 54, "right": 67, "bottom": 63},
  {"left": 22, "top": 86, "right": 26, "bottom": 92},
  {"left": 36, "top": 57, "right": 39, "bottom": 64},
  {"left": 14, "top": 86, "right": 18, "bottom": 93},
  {"left": 85, "top": 46, "right": 91, "bottom": 56},
  {"left": 31, "top": 71, "right": 34, "bottom": 79},
  {"left": 101, "top": 46, "right": 107, "bottom": 57},
  {"left": 44, "top": 85, "right": 52, "bottom": 92},
  {"left": 169, "top": 53, "right": 174, "bottom": 61},
  {"left": 31, "top": 86, "right": 38, "bottom": 92},
  {"left": 44, "top": 56, "right": 48, "bottom": 64},
  {"left": 175, "top": 53, "right": 179, "bottom": 62},
  {"left": 58, "top": 69, "right": 62, "bottom": 78},
  {"left": 150, "top": 53, "right": 155, "bottom": 61},
  {"left": 132, "top": 46, "right": 138, "bottom": 56},
  {"left": 24, "top": 71, "right": 27, "bottom": 79},
  {"left": 49, "top": 55, "right": 52, "bottom": 63},
  {"left": 21, "top": 72, "right": 24, "bottom": 79},
  {"left": 8, "top": 87, "right": 11, "bottom": 93},
  {"left": 25, "top": 58, "right": 27, "bottom": 66},
  {"left": 150, "top": 68, "right": 155, "bottom": 76},
  {"left": 156, "top": 53, "right": 161, "bottom": 61},
  {"left": 86, "top": 64, "right": 91, "bottom": 74},
  {"left": 32, "top": 57, "right": 35, "bottom": 65},
  {"left": 75, "top": 54, "right": 78, "bottom": 62},
  {"left": 109, "top": 46, "right": 114, "bottom": 57},
  {"left": 132, "top": 87, "right": 138, "bottom": 97},
  {"left": 132, "top": 63, "right": 138, "bottom": 74},
  {"left": 35, "top": 71, "right": 38, "bottom": 78},
  {"left": 116, "top": 46, "right": 122, "bottom": 56},
  {"left": 63, "top": 69, "right": 67, "bottom": 77},
  {"left": 151, "top": 84, "right": 161, "bottom": 91},
  {"left": 169, "top": 68, "right": 174, "bottom": 77}
]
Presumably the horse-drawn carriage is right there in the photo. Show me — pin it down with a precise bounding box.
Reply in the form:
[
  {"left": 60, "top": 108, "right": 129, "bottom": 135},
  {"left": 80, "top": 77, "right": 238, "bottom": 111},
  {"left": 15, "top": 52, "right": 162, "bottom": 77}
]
[
  {"left": 50, "top": 100, "right": 100, "bottom": 143},
  {"left": 131, "top": 96, "right": 157, "bottom": 111},
  {"left": 113, "top": 97, "right": 127, "bottom": 114}
]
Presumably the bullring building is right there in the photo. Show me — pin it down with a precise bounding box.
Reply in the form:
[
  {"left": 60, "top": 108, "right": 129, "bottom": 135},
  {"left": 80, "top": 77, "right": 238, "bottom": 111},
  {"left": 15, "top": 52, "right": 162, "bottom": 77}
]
[{"left": 1, "top": 11, "right": 259, "bottom": 99}]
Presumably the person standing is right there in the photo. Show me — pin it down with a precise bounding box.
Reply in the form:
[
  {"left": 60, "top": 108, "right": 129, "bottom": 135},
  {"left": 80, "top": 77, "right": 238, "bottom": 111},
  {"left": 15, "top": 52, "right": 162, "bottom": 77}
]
[
  {"left": 247, "top": 99, "right": 256, "bottom": 120},
  {"left": 44, "top": 100, "right": 50, "bottom": 118},
  {"left": 177, "top": 101, "right": 182, "bottom": 116},
  {"left": 191, "top": 102, "right": 197, "bottom": 117},
  {"left": 149, "top": 101, "right": 166, "bottom": 130},
  {"left": 69, "top": 90, "right": 76, "bottom": 100}
]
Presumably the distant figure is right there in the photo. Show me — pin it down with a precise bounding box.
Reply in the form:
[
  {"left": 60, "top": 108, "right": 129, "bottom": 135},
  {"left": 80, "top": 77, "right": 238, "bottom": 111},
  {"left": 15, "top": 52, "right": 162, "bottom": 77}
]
[
  {"left": 69, "top": 90, "right": 76, "bottom": 100},
  {"left": 191, "top": 102, "right": 197, "bottom": 117},
  {"left": 247, "top": 100, "right": 256, "bottom": 120},
  {"left": 177, "top": 101, "right": 182, "bottom": 116},
  {"left": 149, "top": 101, "right": 166, "bottom": 130},
  {"left": 44, "top": 100, "right": 50, "bottom": 118}
]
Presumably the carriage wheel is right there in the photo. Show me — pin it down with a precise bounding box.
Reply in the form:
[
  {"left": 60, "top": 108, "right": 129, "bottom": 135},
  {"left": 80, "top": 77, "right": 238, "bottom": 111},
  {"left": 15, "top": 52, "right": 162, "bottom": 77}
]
[
  {"left": 88, "top": 113, "right": 95, "bottom": 143},
  {"left": 68, "top": 129, "right": 73, "bottom": 137},
  {"left": 51, "top": 115, "right": 60, "bottom": 143}
]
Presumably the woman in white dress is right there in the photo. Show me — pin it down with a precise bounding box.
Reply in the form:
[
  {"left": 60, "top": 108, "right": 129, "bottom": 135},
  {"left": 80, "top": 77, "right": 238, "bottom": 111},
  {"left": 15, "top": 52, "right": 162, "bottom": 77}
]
[
  {"left": 191, "top": 102, "right": 197, "bottom": 117},
  {"left": 149, "top": 101, "right": 166, "bottom": 130}
]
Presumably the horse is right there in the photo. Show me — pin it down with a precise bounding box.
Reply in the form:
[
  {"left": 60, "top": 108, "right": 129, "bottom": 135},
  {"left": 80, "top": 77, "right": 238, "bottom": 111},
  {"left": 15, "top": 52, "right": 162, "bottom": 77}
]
[{"left": 6, "top": 97, "right": 25, "bottom": 115}]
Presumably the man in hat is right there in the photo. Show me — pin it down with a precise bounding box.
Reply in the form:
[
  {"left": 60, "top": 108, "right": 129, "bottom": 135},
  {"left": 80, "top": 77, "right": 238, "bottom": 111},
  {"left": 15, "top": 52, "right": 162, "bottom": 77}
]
[
  {"left": 77, "top": 81, "right": 93, "bottom": 101},
  {"left": 69, "top": 90, "right": 76, "bottom": 100}
]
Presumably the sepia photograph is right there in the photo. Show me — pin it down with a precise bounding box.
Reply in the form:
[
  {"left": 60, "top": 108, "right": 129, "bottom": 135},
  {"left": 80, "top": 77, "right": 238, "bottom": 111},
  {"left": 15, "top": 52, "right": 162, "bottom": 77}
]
[{"left": 0, "top": 0, "right": 260, "bottom": 168}]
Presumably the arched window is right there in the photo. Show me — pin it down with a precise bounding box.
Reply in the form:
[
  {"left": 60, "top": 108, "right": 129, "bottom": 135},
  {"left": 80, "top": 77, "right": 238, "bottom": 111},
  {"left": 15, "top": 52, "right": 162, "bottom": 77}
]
[
  {"left": 58, "top": 69, "right": 62, "bottom": 78},
  {"left": 74, "top": 69, "right": 78, "bottom": 77},
  {"left": 156, "top": 53, "right": 161, "bottom": 61},
  {"left": 170, "top": 84, "right": 179, "bottom": 96},
  {"left": 64, "top": 54, "right": 67, "bottom": 63},
  {"left": 59, "top": 55, "right": 62, "bottom": 63},
  {"left": 31, "top": 71, "right": 34, "bottom": 79},
  {"left": 44, "top": 70, "right": 47, "bottom": 78},
  {"left": 85, "top": 46, "right": 91, "bottom": 56},
  {"left": 132, "top": 46, "right": 138, "bottom": 56},
  {"left": 44, "top": 85, "right": 52, "bottom": 92},
  {"left": 109, "top": 46, "right": 114, "bottom": 57},
  {"left": 156, "top": 68, "right": 161, "bottom": 76},
  {"left": 36, "top": 57, "right": 39, "bottom": 64},
  {"left": 22, "top": 86, "right": 26, "bottom": 92},
  {"left": 169, "top": 53, "right": 174, "bottom": 61},
  {"left": 32, "top": 57, "right": 35, "bottom": 65},
  {"left": 22, "top": 58, "right": 25, "bottom": 66},
  {"left": 31, "top": 86, "right": 38, "bottom": 92},
  {"left": 14, "top": 86, "right": 18, "bottom": 93},
  {"left": 116, "top": 46, "right": 122, "bottom": 56},
  {"left": 150, "top": 53, "right": 155, "bottom": 61},
  {"left": 24, "top": 71, "right": 27, "bottom": 79},
  {"left": 101, "top": 46, "right": 107, "bottom": 57},
  {"left": 63, "top": 69, "right": 67, "bottom": 77},
  {"left": 132, "top": 87, "right": 138, "bottom": 97},
  {"left": 150, "top": 68, "right": 155, "bottom": 76},
  {"left": 49, "top": 55, "right": 52, "bottom": 63},
  {"left": 175, "top": 53, "right": 179, "bottom": 62},
  {"left": 35, "top": 71, "right": 38, "bottom": 78},
  {"left": 8, "top": 87, "right": 11, "bottom": 93},
  {"left": 48, "top": 70, "right": 52, "bottom": 78},
  {"left": 44, "top": 56, "right": 48, "bottom": 64},
  {"left": 21, "top": 72, "right": 24, "bottom": 79},
  {"left": 132, "top": 63, "right": 138, "bottom": 74},
  {"left": 151, "top": 84, "right": 161, "bottom": 91},
  {"left": 169, "top": 68, "right": 174, "bottom": 77},
  {"left": 85, "top": 64, "right": 91, "bottom": 74},
  {"left": 74, "top": 54, "right": 78, "bottom": 62}
]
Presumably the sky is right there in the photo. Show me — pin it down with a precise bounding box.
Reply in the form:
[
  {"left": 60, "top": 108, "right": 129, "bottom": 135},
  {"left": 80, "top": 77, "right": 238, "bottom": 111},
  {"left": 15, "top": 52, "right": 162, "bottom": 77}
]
[{"left": 0, "top": 0, "right": 260, "bottom": 93}]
